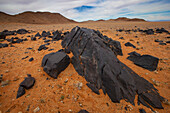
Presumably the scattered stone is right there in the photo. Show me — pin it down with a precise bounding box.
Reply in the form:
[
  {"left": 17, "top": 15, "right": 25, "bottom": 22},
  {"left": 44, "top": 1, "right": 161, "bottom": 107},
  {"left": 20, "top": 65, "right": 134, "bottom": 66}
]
[
  {"left": 48, "top": 49, "right": 54, "bottom": 51},
  {"left": 0, "top": 43, "right": 8, "bottom": 48},
  {"left": 166, "top": 41, "right": 170, "bottom": 43},
  {"left": 22, "top": 56, "right": 29, "bottom": 60},
  {"left": 0, "top": 32, "right": 6, "bottom": 39},
  {"left": 127, "top": 51, "right": 159, "bottom": 71},
  {"left": 151, "top": 78, "right": 160, "bottom": 86},
  {"left": 42, "top": 37, "right": 46, "bottom": 40},
  {"left": 16, "top": 29, "right": 28, "bottom": 34},
  {"left": 16, "top": 86, "right": 25, "bottom": 98},
  {"left": 139, "top": 108, "right": 146, "bottom": 113},
  {"left": 52, "top": 30, "right": 62, "bottom": 41},
  {"left": 29, "top": 57, "right": 34, "bottom": 62},
  {"left": 20, "top": 74, "right": 35, "bottom": 89},
  {"left": 78, "top": 110, "right": 89, "bottom": 113},
  {"left": 33, "top": 107, "right": 40, "bottom": 113},
  {"left": 125, "top": 105, "right": 133, "bottom": 111},
  {"left": 41, "top": 50, "right": 70, "bottom": 78},
  {"left": 38, "top": 45, "right": 48, "bottom": 51},
  {"left": 35, "top": 32, "right": 41, "bottom": 37},
  {"left": 44, "top": 40, "right": 50, "bottom": 43},
  {"left": 166, "top": 36, "right": 170, "bottom": 38},
  {"left": 155, "top": 39, "right": 163, "bottom": 42},
  {"left": 119, "top": 37, "right": 124, "bottom": 39},
  {"left": 159, "top": 42, "right": 166, "bottom": 45},
  {"left": 31, "top": 37, "right": 36, "bottom": 41},
  {"left": 125, "top": 42, "right": 136, "bottom": 48}
]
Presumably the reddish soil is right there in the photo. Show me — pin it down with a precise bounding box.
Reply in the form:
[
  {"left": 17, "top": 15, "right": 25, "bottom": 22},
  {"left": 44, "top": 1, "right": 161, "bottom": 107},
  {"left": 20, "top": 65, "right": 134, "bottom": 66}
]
[{"left": 0, "top": 21, "right": 170, "bottom": 113}]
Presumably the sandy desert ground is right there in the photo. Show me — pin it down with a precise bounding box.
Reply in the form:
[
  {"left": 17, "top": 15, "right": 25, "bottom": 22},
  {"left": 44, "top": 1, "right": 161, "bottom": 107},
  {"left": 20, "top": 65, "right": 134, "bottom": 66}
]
[{"left": 0, "top": 21, "right": 170, "bottom": 113}]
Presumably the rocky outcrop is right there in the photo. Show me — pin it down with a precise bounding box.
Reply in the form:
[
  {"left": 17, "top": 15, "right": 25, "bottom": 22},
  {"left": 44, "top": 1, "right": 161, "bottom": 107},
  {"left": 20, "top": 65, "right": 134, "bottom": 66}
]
[{"left": 62, "top": 26, "right": 164, "bottom": 110}]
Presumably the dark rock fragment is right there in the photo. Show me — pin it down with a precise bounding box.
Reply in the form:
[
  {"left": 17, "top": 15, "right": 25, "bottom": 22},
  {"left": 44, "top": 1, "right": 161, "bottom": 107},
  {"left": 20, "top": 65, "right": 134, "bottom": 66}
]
[
  {"left": 0, "top": 43, "right": 8, "bottom": 48},
  {"left": 16, "top": 86, "right": 25, "bottom": 98},
  {"left": 52, "top": 30, "right": 62, "bottom": 41},
  {"left": 20, "top": 75, "right": 35, "bottom": 89},
  {"left": 143, "top": 29, "right": 154, "bottom": 35},
  {"left": 125, "top": 42, "right": 136, "bottom": 48},
  {"left": 155, "top": 39, "right": 163, "bottom": 42},
  {"left": 166, "top": 41, "right": 170, "bottom": 43},
  {"left": 22, "top": 56, "right": 29, "bottom": 60},
  {"left": 38, "top": 45, "right": 48, "bottom": 51},
  {"left": 159, "top": 42, "right": 166, "bottom": 45},
  {"left": 156, "top": 28, "right": 169, "bottom": 34},
  {"left": 127, "top": 51, "right": 159, "bottom": 71},
  {"left": 119, "top": 37, "right": 124, "bottom": 39},
  {"left": 31, "top": 36, "right": 36, "bottom": 41},
  {"left": 44, "top": 40, "right": 50, "bottom": 43},
  {"left": 48, "top": 49, "right": 54, "bottom": 51},
  {"left": 139, "top": 109, "right": 146, "bottom": 113},
  {"left": 35, "top": 32, "right": 41, "bottom": 37},
  {"left": 86, "top": 83, "right": 100, "bottom": 95},
  {"left": 16, "top": 29, "right": 28, "bottom": 34},
  {"left": 0, "top": 32, "right": 6, "bottom": 39},
  {"left": 41, "top": 51, "right": 70, "bottom": 78},
  {"left": 29, "top": 57, "right": 34, "bottom": 62},
  {"left": 78, "top": 110, "right": 89, "bottom": 113}
]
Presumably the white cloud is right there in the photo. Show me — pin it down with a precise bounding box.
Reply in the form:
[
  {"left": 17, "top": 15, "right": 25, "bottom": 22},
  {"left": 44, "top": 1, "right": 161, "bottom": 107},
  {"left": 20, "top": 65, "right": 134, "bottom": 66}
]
[{"left": 0, "top": 0, "right": 169, "bottom": 21}]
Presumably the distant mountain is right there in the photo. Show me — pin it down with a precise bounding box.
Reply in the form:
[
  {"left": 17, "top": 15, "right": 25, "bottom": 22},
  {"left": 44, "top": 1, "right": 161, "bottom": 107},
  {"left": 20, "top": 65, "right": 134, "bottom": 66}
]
[
  {"left": 0, "top": 11, "right": 76, "bottom": 24},
  {"left": 83, "top": 17, "right": 146, "bottom": 23}
]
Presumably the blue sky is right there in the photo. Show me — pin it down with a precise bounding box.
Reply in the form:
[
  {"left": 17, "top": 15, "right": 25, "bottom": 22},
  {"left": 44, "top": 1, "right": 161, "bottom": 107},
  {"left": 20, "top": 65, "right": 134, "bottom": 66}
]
[{"left": 0, "top": 0, "right": 170, "bottom": 21}]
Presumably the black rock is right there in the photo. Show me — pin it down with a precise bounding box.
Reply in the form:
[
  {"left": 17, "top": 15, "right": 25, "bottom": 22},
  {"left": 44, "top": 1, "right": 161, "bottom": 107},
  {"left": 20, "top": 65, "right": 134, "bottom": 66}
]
[
  {"left": 23, "top": 38, "right": 28, "bottom": 41},
  {"left": 31, "top": 37, "right": 36, "bottom": 41},
  {"left": 52, "top": 30, "right": 62, "bottom": 41},
  {"left": 22, "top": 56, "right": 29, "bottom": 60},
  {"left": 127, "top": 51, "right": 159, "bottom": 71},
  {"left": 16, "top": 39, "right": 23, "bottom": 43},
  {"left": 166, "top": 41, "right": 170, "bottom": 43},
  {"left": 16, "top": 86, "right": 25, "bottom": 98},
  {"left": 119, "top": 37, "right": 124, "bottom": 39},
  {"left": 41, "top": 31, "right": 51, "bottom": 37},
  {"left": 63, "top": 31, "right": 69, "bottom": 35},
  {"left": 143, "top": 29, "right": 154, "bottom": 35},
  {"left": 20, "top": 75, "right": 35, "bottom": 89},
  {"left": 16, "top": 29, "right": 28, "bottom": 34},
  {"left": 0, "top": 32, "right": 6, "bottom": 39},
  {"left": 44, "top": 40, "right": 50, "bottom": 43},
  {"left": 156, "top": 28, "right": 169, "bottom": 34},
  {"left": 139, "top": 109, "right": 146, "bottom": 113},
  {"left": 125, "top": 42, "right": 136, "bottom": 48},
  {"left": 48, "top": 49, "right": 54, "bottom": 51},
  {"left": 42, "top": 37, "right": 46, "bottom": 40},
  {"left": 44, "top": 43, "right": 50, "bottom": 45},
  {"left": 155, "top": 39, "right": 163, "bottom": 42},
  {"left": 0, "top": 43, "right": 8, "bottom": 48},
  {"left": 159, "top": 42, "right": 166, "bottom": 45},
  {"left": 27, "top": 47, "right": 32, "bottom": 50},
  {"left": 35, "top": 32, "right": 41, "bottom": 37},
  {"left": 86, "top": 83, "right": 100, "bottom": 95},
  {"left": 41, "top": 51, "right": 70, "bottom": 79},
  {"left": 166, "top": 36, "right": 170, "bottom": 38},
  {"left": 38, "top": 45, "right": 48, "bottom": 51},
  {"left": 1, "top": 30, "right": 15, "bottom": 36},
  {"left": 29, "top": 57, "right": 34, "bottom": 62},
  {"left": 78, "top": 110, "right": 89, "bottom": 113},
  {"left": 62, "top": 26, "right": 164, "bottom": 110}
]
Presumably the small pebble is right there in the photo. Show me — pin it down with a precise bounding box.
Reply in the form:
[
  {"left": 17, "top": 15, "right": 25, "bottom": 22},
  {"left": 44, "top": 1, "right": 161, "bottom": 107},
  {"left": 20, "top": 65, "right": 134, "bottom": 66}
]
[{"left": 33, "top": 106, "right": 40, "bottom": 113}]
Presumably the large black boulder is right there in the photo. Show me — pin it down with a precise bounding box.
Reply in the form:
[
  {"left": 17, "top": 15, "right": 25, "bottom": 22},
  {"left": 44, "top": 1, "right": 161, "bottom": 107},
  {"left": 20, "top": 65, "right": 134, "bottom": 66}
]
[
  {"left": 127, "top": 51, "right": 159, "bottom": 71},
  {"left": 20, "top": 75, "right": 35, "bottom": 89},
  {"left": 62, "top": 26, "right": 164, "bottom": 110},
  {"left": 41, "top": 50, "right": 70, "bottom": 78}
]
